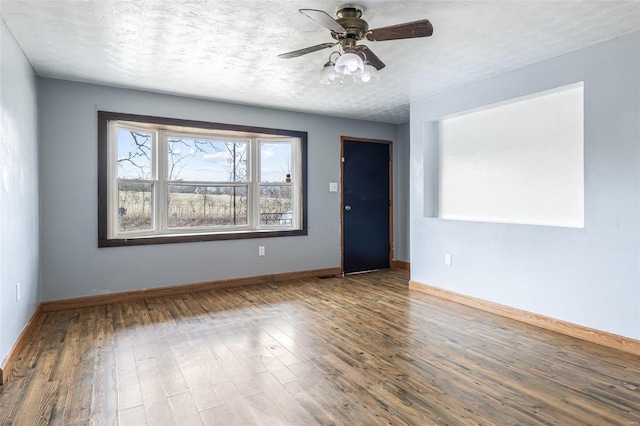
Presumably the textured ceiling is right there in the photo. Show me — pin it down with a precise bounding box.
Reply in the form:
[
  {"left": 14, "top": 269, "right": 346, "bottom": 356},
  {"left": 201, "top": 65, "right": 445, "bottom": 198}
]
[{"left": 1, "top": 1, "right": 639, "bottom": 123}]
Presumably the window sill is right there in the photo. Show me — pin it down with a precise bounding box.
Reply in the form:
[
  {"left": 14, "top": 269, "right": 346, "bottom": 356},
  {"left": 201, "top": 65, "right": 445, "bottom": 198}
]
[{"left": 98, "top": 228, "right": 308, "bottom": 248}]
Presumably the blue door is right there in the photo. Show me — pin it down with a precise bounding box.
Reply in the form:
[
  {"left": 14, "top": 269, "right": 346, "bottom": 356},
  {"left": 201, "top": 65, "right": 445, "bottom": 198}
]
[{"left": 342, "top": 139, "right": 391, "bottom": 274}]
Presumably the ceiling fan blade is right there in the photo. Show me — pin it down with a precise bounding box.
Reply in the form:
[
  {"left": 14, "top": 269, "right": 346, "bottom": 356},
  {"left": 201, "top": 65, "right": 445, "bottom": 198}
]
[
  {"left": 299, "top": 9, "right": 346, "bottom": 34},
  {"left": 278, "top": 43, "right": 335, "bottom": 59},
  {"left": 356, "top": 45, "right": 385, "bottom": 71},
  {"left": 366, "top": 19, "right": 433, "bottom": 42}
]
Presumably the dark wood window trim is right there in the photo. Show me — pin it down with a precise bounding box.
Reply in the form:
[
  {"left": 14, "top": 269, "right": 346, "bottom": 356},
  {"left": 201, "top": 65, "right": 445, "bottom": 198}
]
[{"left": 98, "top": 111, "right": 308, "bottom": 248}]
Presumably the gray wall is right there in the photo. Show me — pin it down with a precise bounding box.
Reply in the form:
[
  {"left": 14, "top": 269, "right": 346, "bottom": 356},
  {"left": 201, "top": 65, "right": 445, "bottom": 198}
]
[
  {"left": 393, "top": 122, "right": 410, "bottom": 262},
  {"left": 410, "top": 32, "right": 640, "bottom": 339},
  {"left": 38, "top": 79, "right": 402, "bottom": 301},
  {"left": 0, "top": 19, "right": 40, "bottom": 364}
]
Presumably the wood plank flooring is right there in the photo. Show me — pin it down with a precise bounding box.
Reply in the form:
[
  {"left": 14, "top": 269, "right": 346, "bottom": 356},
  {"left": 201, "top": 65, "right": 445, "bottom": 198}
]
[{"left": 1, "top": 269, "right": 639, "bottom": 425}]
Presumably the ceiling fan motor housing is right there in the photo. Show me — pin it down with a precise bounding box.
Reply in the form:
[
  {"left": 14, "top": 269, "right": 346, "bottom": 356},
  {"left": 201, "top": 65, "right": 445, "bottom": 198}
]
[{"left": 332, "top": 7, "right": 369, "bottom": 41}]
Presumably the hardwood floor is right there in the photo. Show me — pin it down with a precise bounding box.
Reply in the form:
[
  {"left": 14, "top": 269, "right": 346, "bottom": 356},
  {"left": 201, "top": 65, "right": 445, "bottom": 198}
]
[{"left": 1, "top": 269, "right": 639, "bottom": 425}]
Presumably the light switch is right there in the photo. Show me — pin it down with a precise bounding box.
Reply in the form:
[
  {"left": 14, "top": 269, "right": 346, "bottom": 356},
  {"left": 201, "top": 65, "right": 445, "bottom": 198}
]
[{"left": 329, "top": 182, "right": 338, "bottom": 192}]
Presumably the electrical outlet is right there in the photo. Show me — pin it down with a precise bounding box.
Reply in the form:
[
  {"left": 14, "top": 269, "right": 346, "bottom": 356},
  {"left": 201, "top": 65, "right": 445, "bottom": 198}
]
[
  {"left": 16, "top": 283, "right": 21, "bottom": 301},
  {"left": 445, "top": 254, "right": 452, "bottom": 266},
  {"left": 258, "top": 246, "right": 265, "bottom": 256}
]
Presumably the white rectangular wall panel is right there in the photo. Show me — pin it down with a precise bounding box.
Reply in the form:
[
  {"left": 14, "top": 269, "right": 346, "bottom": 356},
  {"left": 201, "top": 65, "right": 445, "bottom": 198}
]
[{"left": 438, "top": 83, "right": 584, "bottom": 228}]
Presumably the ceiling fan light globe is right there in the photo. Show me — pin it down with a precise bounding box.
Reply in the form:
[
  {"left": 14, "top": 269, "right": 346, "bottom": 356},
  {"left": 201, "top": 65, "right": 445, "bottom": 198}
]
[
  {"left": 319, "top": 62, "right": 340, "bottom": 84},
  {"left": 334, "top": 52, "right": 364, "bottom": 76},
  {"left": 354, "top": 63, "right": 379, "bottom": 83}
]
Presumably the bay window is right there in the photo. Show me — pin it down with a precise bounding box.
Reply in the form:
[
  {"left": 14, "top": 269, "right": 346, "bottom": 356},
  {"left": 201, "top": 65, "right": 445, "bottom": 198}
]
[{"left": 98, "top": 112, "right": 307, "bottom": 247}]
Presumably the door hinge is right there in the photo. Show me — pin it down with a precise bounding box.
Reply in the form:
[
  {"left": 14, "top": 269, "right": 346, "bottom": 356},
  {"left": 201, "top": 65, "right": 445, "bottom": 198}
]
[{"left": 341, "top": 157, "right": 345, "bottom": 163}]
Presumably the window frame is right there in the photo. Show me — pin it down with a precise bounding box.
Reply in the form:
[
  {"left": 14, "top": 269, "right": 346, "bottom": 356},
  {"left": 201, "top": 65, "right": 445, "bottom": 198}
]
[{"left": 98, "top": 111, "right": 308, "bottom": 247}]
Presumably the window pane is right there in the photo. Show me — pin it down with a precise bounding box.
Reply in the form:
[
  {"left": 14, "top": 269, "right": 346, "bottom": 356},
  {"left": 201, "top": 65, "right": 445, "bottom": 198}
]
[
  {"left": 118, "top": 181, "right": 153, "bottom": 232},
  {"left": 260, "top": 185, "right": 292, "bottom": 225},
  {"left": 260, "top": 142, "right": 292, "bottom": 183},
  {"left": 168, "top": 185, "right": 247, "bottom": 228},
  {"left": 117, "top": 129, "right": 152, "bottom": 179},
  {"left": 167, "top": 138, "right": 247, "bottom": 182}
]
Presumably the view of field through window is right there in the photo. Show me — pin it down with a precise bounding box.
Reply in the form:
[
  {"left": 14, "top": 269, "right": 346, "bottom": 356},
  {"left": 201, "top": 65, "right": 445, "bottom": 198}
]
[
  {"left": 117, "top": 128, "right": 153, "bottom": 232},
  {"left": 259, "top": 142, "right": 293, "bottom": 226},
  {"left": 116, "top": 130, "right": 293, "bottom": 232}
]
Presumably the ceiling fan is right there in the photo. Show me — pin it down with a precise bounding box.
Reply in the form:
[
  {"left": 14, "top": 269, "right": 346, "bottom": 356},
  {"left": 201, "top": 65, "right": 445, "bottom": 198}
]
[{"left": 278, "top": 7, "right": 433, "bottom": 83}]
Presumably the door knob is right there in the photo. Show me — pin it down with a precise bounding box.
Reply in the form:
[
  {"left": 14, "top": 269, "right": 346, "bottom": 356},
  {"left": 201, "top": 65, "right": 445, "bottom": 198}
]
[{"left": 345, "top": 205, "right": 352, "bottom": 211}]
